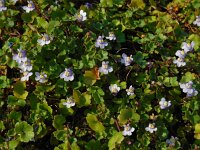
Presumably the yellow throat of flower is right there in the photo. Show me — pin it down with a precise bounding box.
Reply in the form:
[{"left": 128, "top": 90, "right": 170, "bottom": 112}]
[
  {"left": 181, "top": 51, "right": 185, "bottom": 55},
  {"left": 28, "top": 2, "right": 33, "bottom": 8},
  {"left": 164, "top": 101, "right": 168, "bottom": 106},
  {"left": 102, "top": 64, "right": 108, "bottom": 69},
  {"left": 149, "top": 124, "right": 155, "bottom": 129}
]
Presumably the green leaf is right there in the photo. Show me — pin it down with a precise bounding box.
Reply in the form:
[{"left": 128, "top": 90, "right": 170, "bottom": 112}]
[
  {"left": 53, "top": 115, "right": 66, "bottom": 130},
  {"left": 36, "top": 17, "right": 48, "bottom": 29},
  {"left": 86, "top": 113, "right": 105, "bottom": 133},
  {"left": 0, "top": 76, "right": 9, "bottom": 88},
  {"left": 15, "top": 121, "right": 34, "bottom": 142},
  {"left": 118, "top": 108, "right": 140, "bottom": 125},
  {"left": 13, "top": 81, "right": 28, "bottom": 100},
  {"left": 69, "top": 25, "right": 83, "bottom": 33},
  {"left": 21, "top": 11, "right": 37, "bottom": 23},
  {"left": 85, "top": 139, "right": 101, "bottom": 150},
  {"left": 180, "top": 72, "right": 196, "bottom": 83},
  {"left": 108, "top": 132, "right": 124, "bottom": 150},
  {"left": 73, "top": 90, "right": 91, "bottom": 107},
  {"left": 53, "top": 130, "right": 67, "bottom": 142},
  {"left": 128, "top": 0, "right": 146, "bottom": 9},
  {"left": 7, "top": 95, "right": 26, "bottom": 107},
  {"left": 8, "top": 111, "right": 22, "bottom": 121},
  {"left": 100, "top": 0, "right": 113, "bottom": 7},
  {"left": 194, "top": 124, "right": 200, "bottom": 139},
  {"left": 133, "top": 51, "right": 147, "bottom": 68},
  {"left": 188, "top": 34, "right": 200, "bottom": 50},
  {"left": 0, "top": 121, "right": 5, "bottom": 131},
  {"left": 71, "top": 142, "right": 80, "bottom": 150},
  {"left": 47, "top": 20, "right": 60, "bottom": 34},
  {"left": 8, "top": 140, "right": 19, "bottom": 150},
  {"left": 83, "top": 70, "right": 97, "bottom": 86}
]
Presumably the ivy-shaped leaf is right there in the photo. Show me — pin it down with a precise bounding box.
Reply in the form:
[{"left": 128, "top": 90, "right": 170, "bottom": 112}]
[
  {"left": 108, "top": 132, "right": 124, "bottom": 150},
  {"left": 14, "top": 121, "right": 34, "bottom": 142},
  {"left": 86, "top": 113, "right": 105, "bottom": 133}
]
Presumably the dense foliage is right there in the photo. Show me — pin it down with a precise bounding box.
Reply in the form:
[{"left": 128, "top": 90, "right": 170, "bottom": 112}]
[{"left": 0, "top": 0, "right": 200, "bottom": 149}]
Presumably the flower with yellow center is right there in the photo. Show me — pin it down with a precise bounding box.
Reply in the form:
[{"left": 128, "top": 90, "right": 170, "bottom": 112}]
[
  {"left": 22, "top": 1, "right": 35, "bottom": 13},
  {"left": 145, "top": 123, "right": 157, "bottom": 133},
  {"left": 0, "top": 0, "right": 7, "bottom": 11},
  {"left": 109, "top": 84, "right": 120, "bottom": 95},
  {"left": 159, "top": 97, "right": 171, "bottom": 109},
  {"left": 121, "top": 53, "right": 133, "bottom": 66},
  {"left": 126, "top": 85, "right": 135, "bottom": 96},
  {"left": 99, "top": 61, "right": 113, "bottom": 75},
  {"left": 60, "top": 68, "right": 74, "bottom": 81},
  {"left": 122, "top": 124, "right": 135, "bottom": 136},
  {"left": 35, "top": 72, "right": 47, "bottom": 83}
]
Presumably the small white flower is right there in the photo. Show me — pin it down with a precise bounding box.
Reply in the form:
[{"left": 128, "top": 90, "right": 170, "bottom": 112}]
[
  {"left": 166, "top": 136, "right": 178, "bottom": 147},
  {"left": 173, "top": 57, "right": 186, "bottom": 67},
  {"left": 35, "top": 72, "right": 47, "bottom": 83},
  {"left": 126, "top": 85, "right": 135, "bottom": 96},
  {"left": 109, "top": 84, "right": 120, "bottom": 95},
  {"left": 37, "top": 34, "right": 51, "bottom": 46},
  {"left": 18, "top": 59, "right": 32, "bottom": 72},
  {"left": 122, "top": 124, "right": 135, "bottom": 136},
  {"left": 22, "top": 1, "right": 35, "bottom": 13},
  {"left": 193, "top": 16, "right": 200, "bottom": 27},
  {"left": 60, "top": 68, "right": 74, "bottom": 81},
  {"left": 175, "top": 50, "right": 186, "bottom": 58},
  {"left": 95, "top": 36, "right": 108, "bottom": 49},
  {"left": 145, "top": 123, "right": 157, "bottom": 133},
  {"left": 106, "top": 32, "right": 116, "bottom": 41},
  {"left": 159, "top": 97, "right": 171, "bottom": 109},
  {"left": 121, "top": 53, "right": 133, "bottom": 66},
  {"left": 0, "top": 0, "right": 7, "bottom": 11},
  {"left": 99, "top": 61, "right": 113, "bottom": 74},
  {"left": 63, "top": 97, "right": 75, "bottom": 108},
  {"left": 179, "top": 81, "right": 198, "bottom": 97},
  {"left": 13, "top": 49, "right": 27, "bottom": 64},
  {"left": 21, "top": 71, "right": 33, "bottom": 81},
  {"left": 181, "top": 41, "right": 195, "bottom": 53},
  {"left": 76, "top": 10, "right": 87, "bottom": 21}
]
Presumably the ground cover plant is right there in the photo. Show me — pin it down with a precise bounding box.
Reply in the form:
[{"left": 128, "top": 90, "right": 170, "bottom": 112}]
[{"left": 0, "top": 0, "right": 200, "bottom": 149}]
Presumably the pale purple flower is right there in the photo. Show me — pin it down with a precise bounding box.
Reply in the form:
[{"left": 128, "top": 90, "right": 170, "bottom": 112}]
[
  {"left": 181, "top": 41, "right": 195, "bottom": 53},
  {"left": 37, "top": 34, "right": 51, "bottom": 46},
  {"left": 166, "top": 136, "right": 178, "bottom": 147},
  {"left": 109, "top": 84, "right": 120, "bottom": 95},
  {"left": 0, "top": 0, "right": 7, "bottom": 11},
  {"left": 145, "top": 123, "right": 157, "bottom": 133},
  {"left": 175, "top": 50, "right": 186, "bottom": 58},
  {"left": 18, "top": 59, "right": 32, "bottom": 72},
  {"left": 21, "top": 71, "right": 33, "bottom": 81},
  {"left": 106, "top": 32, "right": 116, "bottom": 41},
  {"left": 122, "top": 124, "right": 135, "bottom": 136},
  {"left": 60, "top": 68, "right": 74, "bottom": 81},
  {"left": 173, "top": 57, "right": 186, "bottom": 67},
  {"left": 76, "top": 10, "right": 87, "bottom": 21},
  {"left": 179, "top": 81, "right": 198, "bottom": 97},
  {"left": 121, "top": 53, "right": 133, "bottom": 66},
  {"left": 99, "top": 61, "right": 113, "bottom": 74},
  {"left": 63, "top": 97, "right": 75, "bottom": 108},
  {"left": 85, "top": 3, "right": 92, "bottom": 9},
  {"left": 35, "top": 72, "right": 47, "bottom": 83},
  {"left": 13, "top": 49, "right": 27, "bottom": 64},
  {"left": 193, "top": 16, "right": 200, "bottom": 27},
  {"left": 22, "top": 1, "right": 35, "bottom": 13},
  {"left": 95, "top": 36, "right": 108, "bottom": 49},
  {"left": 159, "top": 97, "right": 171, "bottom": 109},
  {"left": 126, "top": 85, "right": 135, "bottom": 96}
]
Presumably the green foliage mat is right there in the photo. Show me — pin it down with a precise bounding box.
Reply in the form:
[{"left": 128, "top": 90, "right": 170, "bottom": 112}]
[{"left": 0, "top": 0, "right": 200, "bottom": 149}]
